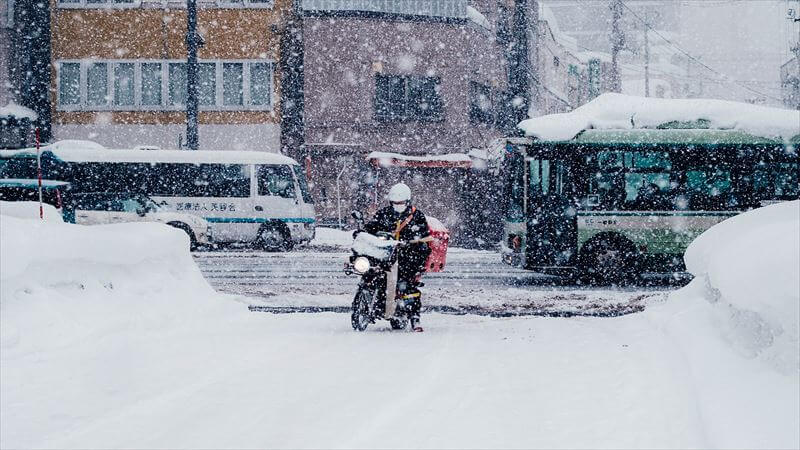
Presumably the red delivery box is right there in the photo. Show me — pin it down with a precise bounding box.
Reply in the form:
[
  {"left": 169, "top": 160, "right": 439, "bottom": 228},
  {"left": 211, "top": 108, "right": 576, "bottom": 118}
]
[{"left": 425, "top": 217, "right": 449, "bottom": 272}]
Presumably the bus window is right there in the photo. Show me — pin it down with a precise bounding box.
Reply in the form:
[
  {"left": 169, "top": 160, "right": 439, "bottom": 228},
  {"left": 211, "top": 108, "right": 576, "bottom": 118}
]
[
  {"left": 683, "top": 164, "right": 734, "bottom": 210},
  {"left": 590, "top": 151, "right": 672, "bottom": 210},
  {"left": 528, "top": 159, "right": 550, "bottom": 195},
  {"left": 199, "top": 164, "right": 250, "bottom": 198},
  {"left": 750, "top": 162, "right": 798, "bottom": 201},
  {"left": 291, "top": 165, "right": 313, "bottom": 204},
  {"left": 257, "top": 165, "right": 296, "bottom": 198}
]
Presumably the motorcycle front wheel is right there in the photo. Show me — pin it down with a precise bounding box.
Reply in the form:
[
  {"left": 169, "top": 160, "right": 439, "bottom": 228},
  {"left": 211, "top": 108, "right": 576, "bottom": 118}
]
[{"left": 351, "top": 288, "right": 373, "bottom": 331}]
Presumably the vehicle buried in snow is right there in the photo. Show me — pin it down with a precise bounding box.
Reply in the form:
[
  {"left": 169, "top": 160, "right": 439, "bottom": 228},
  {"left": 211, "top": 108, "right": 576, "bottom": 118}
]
[
  {"left": 500, "top": 95, "right": 800, "bottom": 285},
  {"left": 0, "top": 178, "right": 76, "bottom": 222},
  {"left": 72, "top": 192, "right": 211, "bottom": 250}
]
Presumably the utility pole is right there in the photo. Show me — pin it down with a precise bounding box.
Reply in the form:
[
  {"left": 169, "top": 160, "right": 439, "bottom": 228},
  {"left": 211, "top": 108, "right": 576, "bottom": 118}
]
[
  {"left": 788, "top": 1, "right": 800, "bottom": 108},
  {"left": 609, "top": 0, "right": 624, "bottom": 93},
  {"left": 186, "top": 0, "right": 200, "bottom": 150},
  {"left": 643, "top": 16, "right": 650, "bottom": 97},
  {"left": 509, "top": 0, "right": 531, "bottom": 123}
]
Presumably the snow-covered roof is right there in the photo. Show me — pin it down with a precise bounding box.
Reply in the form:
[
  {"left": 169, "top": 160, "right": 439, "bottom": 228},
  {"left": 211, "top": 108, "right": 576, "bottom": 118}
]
[
  {"left": 367, "top": 151, "right": 472, "bottom": 169},
  {"left": 0, "top": 179, "right": 71, "bottom": 188},
  {"left": 6, "top": 144, "right": 299, "bottom": 166},
  {"left": 0, "top": 102, "right": 37, "bottom": 120},
  {"left": 518, "top": 93, "right": 800, "bottom": 142}
]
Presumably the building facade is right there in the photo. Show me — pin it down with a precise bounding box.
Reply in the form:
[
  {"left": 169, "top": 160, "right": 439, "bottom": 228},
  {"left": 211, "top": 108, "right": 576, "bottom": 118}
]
[
  {"left": 300, "top": 0, "right": 511, "bottom": 232},
  {"left": 49, "top": 0, "right": 290, "bottom": 151},
  {"left": 781, "top": 56, "right": 800, "bottom": 110}
]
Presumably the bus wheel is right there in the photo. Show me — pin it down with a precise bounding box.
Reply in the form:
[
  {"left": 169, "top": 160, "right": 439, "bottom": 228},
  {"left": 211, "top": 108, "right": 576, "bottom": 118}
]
[
  {"left": 257, "top": 224, "right": 292, "bottom": 252},
  {"left": 167, "top": 222, "right": 198, "bottom": 251},
  {"left": 579, "top": 234, "right": 639, "bottom": 285}
]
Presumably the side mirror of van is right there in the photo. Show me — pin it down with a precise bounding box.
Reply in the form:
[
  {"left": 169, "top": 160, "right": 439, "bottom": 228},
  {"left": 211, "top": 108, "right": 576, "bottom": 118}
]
[{"left": 351, "top": 211, "right": 363, "bottom": 221}]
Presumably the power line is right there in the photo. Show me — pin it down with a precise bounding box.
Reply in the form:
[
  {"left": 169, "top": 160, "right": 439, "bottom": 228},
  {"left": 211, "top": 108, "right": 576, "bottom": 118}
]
[{"left": 619, "top": 0, "right": 783, "bottom": 102}]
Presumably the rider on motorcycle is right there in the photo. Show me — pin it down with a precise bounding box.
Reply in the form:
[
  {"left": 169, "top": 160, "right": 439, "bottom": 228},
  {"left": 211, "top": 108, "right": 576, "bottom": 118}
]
[{"left": 364, "top": 182, "right": 431, "bottom": 332}]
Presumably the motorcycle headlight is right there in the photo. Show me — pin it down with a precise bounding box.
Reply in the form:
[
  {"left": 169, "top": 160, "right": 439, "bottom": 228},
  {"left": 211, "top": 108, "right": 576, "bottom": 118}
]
[{"left": 353, "top": 256, "right": 371, "bottom": 274}]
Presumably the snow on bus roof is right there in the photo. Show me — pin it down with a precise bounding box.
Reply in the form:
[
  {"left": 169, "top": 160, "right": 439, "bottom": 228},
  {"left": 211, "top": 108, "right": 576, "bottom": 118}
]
[
  {"left": 518, "top": 93, "right": 800, "bottom": 142},
  {"left": 4, "top": 143, "right": 299, "bottom": 166}
]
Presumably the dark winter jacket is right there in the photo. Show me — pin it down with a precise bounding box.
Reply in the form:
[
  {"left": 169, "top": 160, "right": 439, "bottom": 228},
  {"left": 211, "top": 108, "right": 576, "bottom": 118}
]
[{"left": 364, "top": 204, "right": 432, "bottom": 275}]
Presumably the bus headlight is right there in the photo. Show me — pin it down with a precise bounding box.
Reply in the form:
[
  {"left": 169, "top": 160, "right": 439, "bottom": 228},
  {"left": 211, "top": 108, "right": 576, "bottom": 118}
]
[{"left": 353, "top": 257, "right": 371, "bottom": 274}]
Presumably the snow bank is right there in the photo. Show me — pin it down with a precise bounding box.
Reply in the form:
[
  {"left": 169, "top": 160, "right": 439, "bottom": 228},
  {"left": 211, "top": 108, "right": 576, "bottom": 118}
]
[
  {"left": 351, "top": 231, "right": 397, "bottom": 260},
  {"left": 0, "top": 102, "right": 37, "bottom": 120},
  {"left": 0, "top": 201, "right": 63, "bottom": 222},
  {"left": 518, "top": 93, "right": 800, "bottom": 141},
  {"left": 309, "top": 226, "right": 354, "bottom": 249},
  {"left": 0, "top": 211, "right": 232, "bottom": 357},
  {"left": 682, "top": 200, "right": 800, "bottom": 372}
]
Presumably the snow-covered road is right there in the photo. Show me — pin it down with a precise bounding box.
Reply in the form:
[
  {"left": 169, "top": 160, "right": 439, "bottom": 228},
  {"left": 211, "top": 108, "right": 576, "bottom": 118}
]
[
  {"left": 194, "top": 248, "right": 674, "bottom": 317},
  {"left": 5, "top": 305, "right": 796, "bottom": 449}
]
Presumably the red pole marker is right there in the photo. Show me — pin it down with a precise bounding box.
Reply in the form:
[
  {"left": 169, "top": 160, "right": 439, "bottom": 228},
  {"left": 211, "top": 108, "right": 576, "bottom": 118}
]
[{"left": 36, "top": 128, "right": 43, "bottom": 220}]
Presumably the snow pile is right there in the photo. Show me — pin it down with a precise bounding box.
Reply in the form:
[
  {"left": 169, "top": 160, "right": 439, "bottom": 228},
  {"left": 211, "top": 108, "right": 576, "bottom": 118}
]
[
  {"left": 309, "top": 226, "right": 354, "bottom": 249},
  {"left": 48, "top": 139, "right": 107, "bottom": 151},
  {"left": 427, "top": 216, "right": 447, "bottom": 232},
  {"left": 351, "top": 231, "right": 397, "bottom": 260},
  {"left": 0, "top": 201, "right": 63, "bottom": 222},
  {"left": 518, "top": 93, "right": 800, "bottom": 141},
  {"left": 0, "top": 102, "right": 37, "bottom": 120},
  {"left": 683, "top": 200, "right": 800, "bottom": 372},
  {"left": 0, "top": 205, "right": 233, "bottom": 357}
]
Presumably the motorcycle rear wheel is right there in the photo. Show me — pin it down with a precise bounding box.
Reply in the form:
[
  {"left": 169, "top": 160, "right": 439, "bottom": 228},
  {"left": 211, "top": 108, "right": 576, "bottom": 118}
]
[
  {"left": 389, "top": 318, "right": 408, "bottom": 330},
  {"left": 351, "top": 288, "right": 372, "bottom": 331}
]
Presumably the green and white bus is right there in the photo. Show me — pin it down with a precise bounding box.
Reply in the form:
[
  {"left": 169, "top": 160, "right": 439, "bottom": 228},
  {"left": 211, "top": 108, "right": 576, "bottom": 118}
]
[{"left": 499, "top": 128, "right": 799, "bottom": 283}]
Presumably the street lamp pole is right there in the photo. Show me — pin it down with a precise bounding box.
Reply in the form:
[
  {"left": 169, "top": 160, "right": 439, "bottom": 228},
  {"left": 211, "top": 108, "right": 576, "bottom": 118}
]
[{"left": 186, "top": 0, "right": 199, "bottom": 150}]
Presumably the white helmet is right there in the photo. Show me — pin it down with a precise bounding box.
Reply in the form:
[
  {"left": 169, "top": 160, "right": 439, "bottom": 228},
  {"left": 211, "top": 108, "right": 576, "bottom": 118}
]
[{"left": 387, "top": 182, "right": 411, "bottom": 202}]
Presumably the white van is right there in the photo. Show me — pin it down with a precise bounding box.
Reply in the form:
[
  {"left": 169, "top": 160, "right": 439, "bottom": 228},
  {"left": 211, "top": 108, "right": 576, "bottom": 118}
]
[{"left": 0, "top": 146, "right": 315, "bottom": 250}]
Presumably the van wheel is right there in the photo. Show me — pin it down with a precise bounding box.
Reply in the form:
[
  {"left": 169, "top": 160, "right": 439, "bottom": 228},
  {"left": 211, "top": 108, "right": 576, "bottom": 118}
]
[
  {"left": 167, "top": 222, "right": 198, "bottom": 251},
  {"left": 257, "top": 224, "right": 293, "bottom": 252},
  {"left": 578, "top": 233, "right": 639, "bottom": 286}
]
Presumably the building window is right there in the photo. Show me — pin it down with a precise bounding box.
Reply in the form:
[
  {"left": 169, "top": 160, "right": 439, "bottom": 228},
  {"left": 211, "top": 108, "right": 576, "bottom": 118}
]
[
  {"left": 250, "top": 62, "right": 272, "bottom": 106},
  {"left": 114, "top": 63, "right": 135, "bottom": 106},
  {"left": 57, "top": 0, "right": 140, "bottom": 8},
  {"left": 469, "top": 81, "right": 493, "bottom": 124},
  {"left": 223, "top": 63, "right": 244, "bottom": 106},
  {"left": 58, "top": 63, "right": 81, "bottom": 106},
  {"left": 141, "top": 63, "right": 163, "bottom": 106},
  {"left": 57, "top": 0, "right": 273, "bottom": 8},
  {"left": 374, "top": 74, "right": 443, "bottom": 122},
  {"left": 198, "top": 62, "right": 216, "bottom": 106},
  {"left": 56, "top": 60, "right": 274, "bottom": 111},
  {"left": 87, "top": 62, "right": 109, "bottom": 106},
  {"left": 168, "top": 62, "right": 187, "bottom": 107}
]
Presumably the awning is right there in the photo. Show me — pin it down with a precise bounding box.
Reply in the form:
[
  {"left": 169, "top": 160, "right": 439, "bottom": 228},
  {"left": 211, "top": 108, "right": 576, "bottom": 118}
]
[{"left": 367, "top": 151, "right": 472, "bottom": 169}]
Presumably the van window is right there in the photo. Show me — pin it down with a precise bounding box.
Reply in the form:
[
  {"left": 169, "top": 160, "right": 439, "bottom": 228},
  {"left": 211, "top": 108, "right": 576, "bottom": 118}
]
[
  {"left": 257, "top": 165, "right": 295, "bottom": 198},
  {"left": 292, "top": 165, "right": 313, "bottom": 204}
]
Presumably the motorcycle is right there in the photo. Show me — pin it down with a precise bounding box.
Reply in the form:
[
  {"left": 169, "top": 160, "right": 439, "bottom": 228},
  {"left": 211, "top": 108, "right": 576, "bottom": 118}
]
[{"left": 344, "top": 211, "right": 423, "bottom": 331}]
